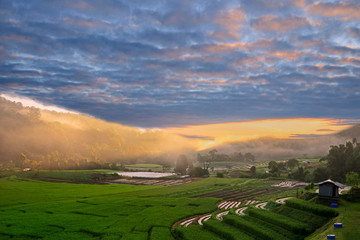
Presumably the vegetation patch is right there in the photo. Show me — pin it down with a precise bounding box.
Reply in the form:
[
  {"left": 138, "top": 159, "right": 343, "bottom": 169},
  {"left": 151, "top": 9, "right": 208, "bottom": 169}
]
[
  {"left": 174, "top": 225, "right": 223, "bottom": 240},
  {"left": 223, "top": 214, "right": 288, "bottom": 240},
  {"left": 242, "top": 215, "right": 303, "bottom": 240},
  {"left": 188, "top": 203, "right": 200, "bottom": 207},
  {"left": 247, "top": 207, "right": 312, "bottom": 234},
  {"left": 203, "top": 219, "right": 254, "bottom": 240},
  {"left": 285, "top": 198, "right": 338, "bottom": 218},
  {"left": 273, "top": 205, "right": 328, "bottom": 228},
  {"left": 149, "top": 226, "right": 173, "bottom": 240},
  {"left": 70, "top": 211, "right": 108, "bottom": 218},
  {"left": 47, "top": 224, "right": 65, "bottom": 230}
]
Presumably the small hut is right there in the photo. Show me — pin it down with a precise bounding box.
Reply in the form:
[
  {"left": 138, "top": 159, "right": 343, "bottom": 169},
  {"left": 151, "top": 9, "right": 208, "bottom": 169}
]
[{"left": 315, "top": 179, "right": 345, "bottom": 198}]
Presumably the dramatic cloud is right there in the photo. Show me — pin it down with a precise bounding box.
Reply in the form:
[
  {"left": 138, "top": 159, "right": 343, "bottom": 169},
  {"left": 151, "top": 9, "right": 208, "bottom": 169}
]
[{"left": 0, "top": 0, "right": 359, "bottom": 128}]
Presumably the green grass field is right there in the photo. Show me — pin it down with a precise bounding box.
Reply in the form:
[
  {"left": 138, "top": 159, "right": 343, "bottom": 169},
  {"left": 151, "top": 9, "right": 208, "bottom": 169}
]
[
  {"left": 0, "top": 176, "right": 218, "bottom": 239},
  {"left": 305, "top": 200, "right": 360, "bottom": 240},
  {"left": 1, "top": 171, "right": 359, "bottom": 240}
]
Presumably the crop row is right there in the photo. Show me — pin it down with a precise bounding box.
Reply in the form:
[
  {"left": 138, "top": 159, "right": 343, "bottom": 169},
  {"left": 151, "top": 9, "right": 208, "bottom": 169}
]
[
  {"left": 247, "top": 207, "right": 312, "bottom": 234},
  {"left": 175, "top": 197, "right": 338, "bottom": 240},
  {"left": 285, "top": 198, "right": 338, "bottom": 217},
  {"left": 203, "top": 219, "right": 254, "bottom": 240},
  {"left": 223, "top": 214, "right": 289, "bottom": 240},
  {"left": 242, "top": 215, "right": 303, "bottom": 240},
  {"left": 273, "top": 205, "right": 328, "bottom": 228},
  {"left": 191, "top": 186, "right": 285, "bottom": 201}
]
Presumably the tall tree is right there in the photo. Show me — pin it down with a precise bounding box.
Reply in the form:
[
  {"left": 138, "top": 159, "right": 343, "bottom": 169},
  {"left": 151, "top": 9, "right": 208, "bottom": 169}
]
[
  {"left": 326, "top": 138, "right": 360, "bottom": 181},
  {"left": 268, "top": 161, "right": 280, "bottom": 177}
]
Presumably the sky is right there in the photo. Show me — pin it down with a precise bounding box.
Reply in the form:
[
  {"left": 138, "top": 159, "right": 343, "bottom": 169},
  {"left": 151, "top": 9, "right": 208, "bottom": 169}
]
[{"left": 1, "top": 0, "right": 360, "bottom": 144}]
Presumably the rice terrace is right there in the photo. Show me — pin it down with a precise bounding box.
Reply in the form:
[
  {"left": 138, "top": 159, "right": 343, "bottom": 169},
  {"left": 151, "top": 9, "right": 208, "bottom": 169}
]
[
  {"left": 1, "top": 161, "right": 360, "bottom": 240},
  {"left": 2, "top": 0, "right": 360, "bottom": 239}
]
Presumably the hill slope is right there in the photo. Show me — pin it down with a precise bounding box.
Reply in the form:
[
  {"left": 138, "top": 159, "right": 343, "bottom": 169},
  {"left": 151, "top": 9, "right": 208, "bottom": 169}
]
[{"left": 0, "top": 97, "right": 194, "bottom": 169}]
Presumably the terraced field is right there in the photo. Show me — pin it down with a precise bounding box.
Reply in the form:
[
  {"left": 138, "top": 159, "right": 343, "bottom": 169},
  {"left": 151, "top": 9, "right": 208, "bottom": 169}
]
[
  {"left": 0, "top": 174, "right": 342, "bottom": 239},
  {"left": 190, "top": 186, "right": 295, "bottom": 201},
  {"left": 174, "top": 198, "right": 338, "bottom": 240}
]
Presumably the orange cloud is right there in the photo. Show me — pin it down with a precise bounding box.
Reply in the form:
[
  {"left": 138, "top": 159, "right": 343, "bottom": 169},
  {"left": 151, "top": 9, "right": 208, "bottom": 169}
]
[
  {"left": 293, "top": 0, "right": 307, "bottom": 8},
  {"left": 252, "top": 15, "right": 310, "bottom": 33},
  {"left": 164, "top": 118, "right": 352, "bottom": 150},
  {"left": 213, "top": 5, "right": 246, "bottom": 40},
  {"left": 307, "top": 1, "right": 360, "bottom": 21},
  {"left": 339, "top": 57, "right": 360, "bottom": 65},
  {"left": 265, "top": 50, "right": 309, "bottom": 61}
]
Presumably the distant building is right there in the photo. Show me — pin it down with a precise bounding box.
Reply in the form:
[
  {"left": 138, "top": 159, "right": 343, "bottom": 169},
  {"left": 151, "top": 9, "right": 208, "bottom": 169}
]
[
  {"left": 315, "top": 179, "right": 345, "bottom": 198},
  {"left": 22, "top": 168, "right": 31, "bottom": 172}
]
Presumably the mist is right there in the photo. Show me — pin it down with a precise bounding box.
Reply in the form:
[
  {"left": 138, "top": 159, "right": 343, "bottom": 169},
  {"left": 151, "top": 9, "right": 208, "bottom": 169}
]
[
  {"left": 1, "top": 96, "right": 359, "bottom": 170},
  {"left": 217, "top": 132, "right": 359, "bottom": 161},
  {"left": 0, "top": 97, "right": 195, "bottom": 169}
]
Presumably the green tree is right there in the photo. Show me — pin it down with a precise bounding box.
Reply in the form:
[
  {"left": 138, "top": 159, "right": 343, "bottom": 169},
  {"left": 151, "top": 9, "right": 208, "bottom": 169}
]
[
  {"left": 287, "top": 158, "right": 299, "bottom": 169},
  {"left": 346, "top": 171, "right": 359, "bottom": 186},
  {"left": 268, "top": 161, "right": 280, "bottom": 177},
  {"left": 175, "top": 154, "right": 188, "bottom": 175},
  {"left": 313, "top": 166, "right": 330, "bottom": 182},
  {"left": 289, "top": 166, "right": 309, "bottom": 181},
  {"left": 325, "top": 138, "right": 360, "bottom": 181},
  {"left": 189, "top": 166, "right": 209, "bottom": 177}
]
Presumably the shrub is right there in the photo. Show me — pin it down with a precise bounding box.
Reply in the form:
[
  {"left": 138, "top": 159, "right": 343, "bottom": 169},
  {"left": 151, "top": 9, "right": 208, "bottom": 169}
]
[
  {"left": 343, "top": 185, "right": 360, "bottom": 201},
  {"left": 285, "top": 198, "right": 338, "bottom": 218},
  {"left": 216, "top": 172, "right": 224, "bottom": 178},
  {"left": 189, "top": 167, "right": 209, "bottom": 177}
]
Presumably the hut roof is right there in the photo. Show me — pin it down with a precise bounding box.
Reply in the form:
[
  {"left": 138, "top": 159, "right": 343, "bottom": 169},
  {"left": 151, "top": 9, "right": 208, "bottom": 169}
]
[{"left": 315, "top": 179, "right": 345, "bottom": 189}]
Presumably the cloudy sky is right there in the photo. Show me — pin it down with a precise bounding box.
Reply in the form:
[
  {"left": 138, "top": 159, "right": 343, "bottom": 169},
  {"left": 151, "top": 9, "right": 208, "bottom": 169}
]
[{"left": 1, "top": 0, "right": 360, "bottom": 141}]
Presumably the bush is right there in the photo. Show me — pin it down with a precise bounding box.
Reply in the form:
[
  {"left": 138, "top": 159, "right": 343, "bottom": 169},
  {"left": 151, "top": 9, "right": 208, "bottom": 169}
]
[
  {"left": 263, "top": 201, "right": 281, "bottom": 210},
  {"left": 189, "top": 167, "right": 209, "bottom": 177},
  {"left": 247, "top": 208, "right": 311, "bottom": 235},
  {"left": 285, "top": 198, "right": 338, "bottom": 218},
  {"left": 299, "top": 192, "right": 317, "bottom": 201},
  {"left": 343, "top": 185, "right": 360, "bottom": 201},
  {"left": 216, "top": 172, "right": 224, "bottom": 178}
]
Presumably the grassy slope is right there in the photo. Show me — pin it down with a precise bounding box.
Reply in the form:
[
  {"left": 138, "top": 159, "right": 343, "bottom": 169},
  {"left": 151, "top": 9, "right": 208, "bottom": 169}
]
[
  {"left": 306, "top": 200, "right": 360, "bottom": 240},
  {"left": 3, "top": 172, "right": 353, "bottom": 240},
  {"left": 0, "top": 176, "right": 219, "bottom": 239}
]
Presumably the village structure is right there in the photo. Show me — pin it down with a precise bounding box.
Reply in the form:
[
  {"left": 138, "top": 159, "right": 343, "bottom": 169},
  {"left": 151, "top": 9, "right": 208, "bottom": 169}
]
[{"left": 315, "top": 179, "right": 346, "bottom": 198}]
